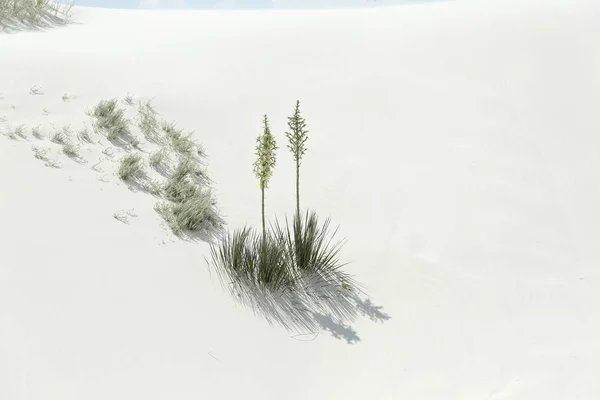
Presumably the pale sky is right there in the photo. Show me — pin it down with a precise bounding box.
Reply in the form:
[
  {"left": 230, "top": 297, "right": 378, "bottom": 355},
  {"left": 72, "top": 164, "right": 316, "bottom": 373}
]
[{"left": 61, "top": 0, "right": 433, "bottom": 10}]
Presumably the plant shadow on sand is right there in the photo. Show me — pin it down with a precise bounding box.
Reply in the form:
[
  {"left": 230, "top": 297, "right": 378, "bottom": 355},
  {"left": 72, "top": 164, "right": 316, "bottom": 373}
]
[{"left": 210, "top": 267, "right": 391, "bottom": 344}]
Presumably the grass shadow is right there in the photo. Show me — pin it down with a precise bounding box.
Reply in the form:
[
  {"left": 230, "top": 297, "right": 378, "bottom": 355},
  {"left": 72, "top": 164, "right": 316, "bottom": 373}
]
[
  {"left": 207, "top": 222, "right": 391, "bottom": 344},
  {"left": 214, "top": 274, "right": 389, "bottom": 344}
]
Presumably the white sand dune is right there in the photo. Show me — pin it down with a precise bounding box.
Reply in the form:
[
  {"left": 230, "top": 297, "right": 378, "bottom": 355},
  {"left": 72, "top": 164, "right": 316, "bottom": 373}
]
[{"left": 1, "top": 0, "right": 600, "bottom": 398}]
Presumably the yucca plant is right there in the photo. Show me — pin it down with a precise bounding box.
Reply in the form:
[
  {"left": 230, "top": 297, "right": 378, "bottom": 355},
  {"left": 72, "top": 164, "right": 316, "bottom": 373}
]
[
  {"left": 272, "top": 210, "right": 357, "bottom": 291},
  {"left": 253, "top": 114, "right": 278, "bottom": 241},
  {"left": 285, "top": 100, "right": 309, "bottom": 219}
]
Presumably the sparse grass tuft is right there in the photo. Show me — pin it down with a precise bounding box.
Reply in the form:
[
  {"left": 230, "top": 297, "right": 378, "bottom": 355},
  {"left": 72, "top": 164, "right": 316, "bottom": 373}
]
[
  {"left": 155, "top": 190, "right": 218, "bottom": 235},
  {"left": 117, "top": 153, "right": 143, "bottom": 181},
  {"left": 88, "top": 98, "right": 130, "bottom": 142},
  {"left": 62, "top": 142, "right": 79, "bottom": 157},
  {"left": 113, "top": 208, "right": 137, "bottom": 224},
  {"left": 31, "top": 125, "right": 43, "bottom": 139},
  {"left": 171, "top": 130, "right": 196, "bottom": 155},
  {"left": 123, "top": 93, "right": 134, "bottom": 106},
  {"left": 149, "top": 148, "right": 167, "bottom": 169},
  {"left": 31, "top": 145, "right": 60, "bottom": 168},
  {"left": 4, "top": 125, "right": 27, "bottom": 140},
  {"left": 163, "top": 157, "right": 203, "bottom": 203},
  {"left": 77, "top": 126, "right": 93, "bottom": 143},
  {"left": 29, "top": 85, "right": 43, "bottom": 95},
  {"left": 160, "top": 120, "right": 200, "bottom": 156},
  {"left": 32, "top": 145, "right": 48, "bottom": 160},
  {"left": 137, "top": 100, "right": 162, "bottom": 143},
  {"left": 50, "top": 125, "right": 70, "bottom": 144}
]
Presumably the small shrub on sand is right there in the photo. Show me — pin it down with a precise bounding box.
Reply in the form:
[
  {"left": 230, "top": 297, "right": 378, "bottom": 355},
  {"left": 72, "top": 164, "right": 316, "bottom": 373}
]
[{"left": 117, "top": 153, "right": 143, "bottom": 181}]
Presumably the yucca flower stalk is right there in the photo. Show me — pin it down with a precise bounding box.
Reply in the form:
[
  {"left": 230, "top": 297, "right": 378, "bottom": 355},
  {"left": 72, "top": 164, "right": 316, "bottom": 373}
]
[
  {"left": 253, "top": 114, "right": 278, "bottom": 241},
  {"left": 285, "top": 100, "right": 308, "bottom": 219}
]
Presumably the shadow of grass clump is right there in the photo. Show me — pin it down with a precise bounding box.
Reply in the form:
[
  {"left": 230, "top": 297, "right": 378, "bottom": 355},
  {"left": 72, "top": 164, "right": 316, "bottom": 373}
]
[{"left": 0, "top": 0, "right": 74, "bottom": 33}]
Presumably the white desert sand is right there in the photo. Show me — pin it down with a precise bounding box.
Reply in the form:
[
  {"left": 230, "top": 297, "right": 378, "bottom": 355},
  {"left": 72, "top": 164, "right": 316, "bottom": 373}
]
[{"left": 1, "top": 0, "right": 600, "bottom": 398}]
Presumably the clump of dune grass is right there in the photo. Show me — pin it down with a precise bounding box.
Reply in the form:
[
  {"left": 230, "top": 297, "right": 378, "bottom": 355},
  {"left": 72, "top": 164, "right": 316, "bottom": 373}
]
[
  {"left": 77, "top": 126, "right": 93, "bottom": 143},
  {"left": 62, "top": 142, "right": 79, "bottom": 157},
  {"left": 137, "top": 100, "right": 162, "bottom": 144},
  {"left": 156, "top": 153, "right": 221, "bottom": 236},
  {"left": 163, "top": 172, "right": 199, "bottom": 203},
  {"left": 123, "top": 93, "right": 134, "bottom": 106},
  {"left": 163, "top": 157, "right": 205, "bottom": 203},
  {"left": 0, "top": 0, "right": 74, "bottom": 32},
  {"left": 155, "top": 189, "right": 219, "bottom": 235},
  {"left": 149, "top": 148, "right": 168, "bottom": 170},
  {"left": 88, "top": 98, "right": 130, "bottom": 143},
  {"left": 169, "top": 130, "right": 196, "bottom": 155},
  {"left": 32, "top": 145, "right": 48, "bottom": 160},
  {"left": 161, "top": 121, "right": 197, "bottom": 155},
  {"left": 31, "top": 145, "right": 60, "bottom": 168},
  {"left": 117, "top": 153, "right": 144, "bottom": 181},
  {"left": 3, "top": 124, "right": 27, "bottom": 140},
  {"left": 50, "top": 125, "right": 70, "bottom": 144},
  {"left": 31, "top": 125, "right": 43, "bottom": 139}
]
